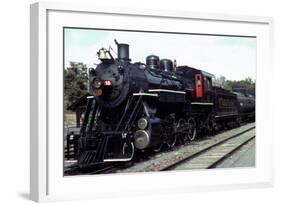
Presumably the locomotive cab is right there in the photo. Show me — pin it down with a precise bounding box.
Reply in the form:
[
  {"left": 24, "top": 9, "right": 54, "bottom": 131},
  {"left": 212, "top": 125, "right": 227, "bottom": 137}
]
[{"left": 176, "top": 66, "right": 213, "bottom": 101}]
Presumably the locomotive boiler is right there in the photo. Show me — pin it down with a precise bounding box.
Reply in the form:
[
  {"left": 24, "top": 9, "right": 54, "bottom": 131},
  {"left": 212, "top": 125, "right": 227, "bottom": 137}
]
[{"left": 77, "top": 40, "right": 255, "bottom": 168}]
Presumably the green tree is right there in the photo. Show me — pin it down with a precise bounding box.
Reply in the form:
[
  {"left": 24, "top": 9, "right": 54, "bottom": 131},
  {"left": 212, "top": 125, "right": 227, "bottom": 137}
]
[
  {"left": 226, "top": 77, "right": 255, "bottom": 94},
  {"left": 64, "top": 62, "right": 89, "bottom": 108},
  {"left": 213, "top": 75, "right": 255, "bottom": 95},
  {"left": 213, "top": 76, "right": 227, "bottom": 88}
]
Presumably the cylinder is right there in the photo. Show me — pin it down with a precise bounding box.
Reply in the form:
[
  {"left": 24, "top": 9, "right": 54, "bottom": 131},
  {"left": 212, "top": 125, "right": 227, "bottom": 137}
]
[
  {"left": 146, "top": 55, "right": 160, "bottom": 69},
  {"left": 134, "top": 130, "right": 150, "bottom": 149},
  {"left": 117, "top": 43, "right": 130, "bottom": 60},
  {"left": 160, "top": 59, "right": 174, "bottom": 72}
]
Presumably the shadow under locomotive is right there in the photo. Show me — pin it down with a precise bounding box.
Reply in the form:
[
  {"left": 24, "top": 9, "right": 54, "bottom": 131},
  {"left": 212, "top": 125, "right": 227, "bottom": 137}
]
[{"left": 70, "top": 40, "right": 255, "bottom": 169}]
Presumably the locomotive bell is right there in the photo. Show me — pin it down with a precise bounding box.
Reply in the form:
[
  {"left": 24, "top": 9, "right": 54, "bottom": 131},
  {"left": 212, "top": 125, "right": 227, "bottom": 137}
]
[{"left": 97, "top": 48, "right": 111, "bottom": 60}]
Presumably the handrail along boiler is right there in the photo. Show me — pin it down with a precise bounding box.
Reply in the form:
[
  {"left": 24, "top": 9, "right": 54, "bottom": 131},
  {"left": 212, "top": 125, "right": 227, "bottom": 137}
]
[{"left": 77, "top": 40, "right": 255, "bottom": 168}]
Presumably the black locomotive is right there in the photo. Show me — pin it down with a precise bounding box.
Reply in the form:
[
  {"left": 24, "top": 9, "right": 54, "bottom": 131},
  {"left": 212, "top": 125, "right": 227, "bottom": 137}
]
[{"left": 76, "top": 40, "right": 255, "bottom": 168}]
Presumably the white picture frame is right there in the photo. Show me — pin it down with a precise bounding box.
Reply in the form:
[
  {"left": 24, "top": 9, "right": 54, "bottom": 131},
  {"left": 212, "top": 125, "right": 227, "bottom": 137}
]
[{"left": 30, "top": 2, "right": 274, "bottom": 202}]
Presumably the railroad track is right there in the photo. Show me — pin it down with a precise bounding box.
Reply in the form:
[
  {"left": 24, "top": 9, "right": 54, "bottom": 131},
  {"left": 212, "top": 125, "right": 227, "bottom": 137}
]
[{"left": 161, "top": 127, "right": 255, "bottom": 171}]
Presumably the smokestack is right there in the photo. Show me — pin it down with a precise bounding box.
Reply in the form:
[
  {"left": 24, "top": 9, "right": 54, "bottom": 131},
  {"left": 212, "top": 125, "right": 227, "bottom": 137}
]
[{"left": 115, "top": 39, "right": 130, "bottom": 61}]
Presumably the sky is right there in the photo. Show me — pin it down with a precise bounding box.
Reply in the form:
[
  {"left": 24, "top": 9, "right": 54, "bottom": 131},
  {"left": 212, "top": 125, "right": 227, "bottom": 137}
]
[{"left": 64, "top": 28, "right": 256, "bottom": 81}]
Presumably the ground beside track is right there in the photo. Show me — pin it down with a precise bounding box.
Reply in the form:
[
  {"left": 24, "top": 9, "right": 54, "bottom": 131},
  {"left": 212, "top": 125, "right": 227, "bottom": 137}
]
[{"left": 216, "top": 138, "right": 255, "bottom": 168}]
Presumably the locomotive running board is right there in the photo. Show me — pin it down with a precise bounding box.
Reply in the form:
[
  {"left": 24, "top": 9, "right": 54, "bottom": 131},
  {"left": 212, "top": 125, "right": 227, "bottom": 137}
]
[
  {"left": 103, "top": 153, "right": 134, "bottom": 162},
  {"left": 191, "top": 102, "right": 214, "bottom": 105},
  {"left": 148, "top": 89, "right": 186, "bottom": 94},
  {"left": 103, "top": 158, "right": 133, "bottom": 162},
  {"left": 103, "top": 142, "right": 135, "bottom": 162},
  {"left": 133, "top": 93, "right": 158, "bottom": 97},
  {"left": 215, "top": 114, "right": 238, "bottom": 118}
]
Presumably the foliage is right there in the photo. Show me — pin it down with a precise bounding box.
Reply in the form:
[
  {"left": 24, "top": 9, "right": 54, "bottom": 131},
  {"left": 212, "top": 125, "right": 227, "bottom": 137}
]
[
  {"left": 213, "top": 76, "right": 255, "bottom": 94},
  {"left": 64, "top": 62, "right": 89, "bottom": 108}
]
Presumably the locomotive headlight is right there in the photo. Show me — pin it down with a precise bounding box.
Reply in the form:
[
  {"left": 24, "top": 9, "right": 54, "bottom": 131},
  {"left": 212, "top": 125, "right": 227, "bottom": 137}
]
[
  {"left": 137, "top": 118, "right": 148, "bottom": 130},
  {"left": 94, "top": 79, "right": 102, "bottom": 88}
]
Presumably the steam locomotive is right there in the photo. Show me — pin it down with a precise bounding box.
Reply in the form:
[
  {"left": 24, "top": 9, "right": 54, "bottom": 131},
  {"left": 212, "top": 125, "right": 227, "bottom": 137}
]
[{"left": 77, "top": 40, "right": 255, "bottom": 168}]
